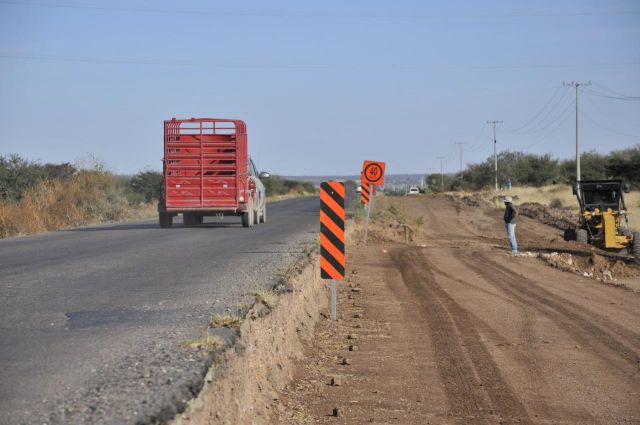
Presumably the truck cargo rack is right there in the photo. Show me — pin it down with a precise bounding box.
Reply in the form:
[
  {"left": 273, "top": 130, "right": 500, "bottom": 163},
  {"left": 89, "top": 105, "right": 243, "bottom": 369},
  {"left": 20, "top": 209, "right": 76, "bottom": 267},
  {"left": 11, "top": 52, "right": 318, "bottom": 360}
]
[{"left": 163, "top": 118, "right": 248, "bottom": 210}]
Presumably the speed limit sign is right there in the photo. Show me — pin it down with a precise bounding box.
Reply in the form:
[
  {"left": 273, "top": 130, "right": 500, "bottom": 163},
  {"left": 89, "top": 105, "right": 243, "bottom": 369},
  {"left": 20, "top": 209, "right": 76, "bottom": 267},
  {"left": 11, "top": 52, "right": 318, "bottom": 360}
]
[{"left": 362, "top": 160, "right": 386, "bottom": 185}]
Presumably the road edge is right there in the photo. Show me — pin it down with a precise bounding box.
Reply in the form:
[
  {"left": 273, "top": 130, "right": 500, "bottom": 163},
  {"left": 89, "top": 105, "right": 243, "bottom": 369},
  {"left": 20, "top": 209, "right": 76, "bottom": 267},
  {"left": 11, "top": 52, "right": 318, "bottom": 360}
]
[{"left": 169, "top": 251, "right": 327, "bottom": 425}]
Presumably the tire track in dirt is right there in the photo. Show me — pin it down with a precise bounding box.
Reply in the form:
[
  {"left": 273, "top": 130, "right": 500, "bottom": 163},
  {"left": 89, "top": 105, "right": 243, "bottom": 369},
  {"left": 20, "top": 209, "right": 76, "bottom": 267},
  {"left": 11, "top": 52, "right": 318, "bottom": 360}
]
[
  {"left": 391, "top": 246, "right": 534, "bottom": 425},
  {"left": 423, "top": 254, "right": 552, "bottom": 412},
  {"left": 421, "top": 199, "right": 503, "bottom": 244},
  {"left": 461, "top": 251, "right": 640, "bottom": 374}
]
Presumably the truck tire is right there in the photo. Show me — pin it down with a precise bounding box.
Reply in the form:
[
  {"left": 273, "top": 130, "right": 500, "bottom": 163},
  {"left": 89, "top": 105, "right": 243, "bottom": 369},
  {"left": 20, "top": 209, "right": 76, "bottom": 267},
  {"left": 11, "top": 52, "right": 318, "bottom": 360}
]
[
  {"left": 260, "top": 207, "right": 267, "bottom": 223},
  {"left": 576, "top": 229, "right": 589, "bottom": 244},
  {"left": 633, "top": 233, "right": 640, "bottom": 257},
  {"left": 563, "top": 228, "right": 576, "bottom": 241},
  {"left": 194, "top": 215, "right": 204, "bottom": 225},
  {"left": 241, "top": 211, "right": 250, "bottom": 227},
  {"left": 159, "top": 213, "right": 172, "bottom": 228},
  {"left": 242, "top": 199, "right": 254, "bottom": 228}
]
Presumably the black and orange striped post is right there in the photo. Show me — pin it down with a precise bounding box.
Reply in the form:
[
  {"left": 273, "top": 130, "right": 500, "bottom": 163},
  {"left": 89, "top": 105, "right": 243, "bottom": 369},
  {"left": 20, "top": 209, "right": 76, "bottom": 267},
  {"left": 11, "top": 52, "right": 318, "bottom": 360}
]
[
  {"left": 320, "top": 181, "right": 345, "bottom": 320},
  {"left": 360, "top": 181, "right": 370, "bottom": 205}
]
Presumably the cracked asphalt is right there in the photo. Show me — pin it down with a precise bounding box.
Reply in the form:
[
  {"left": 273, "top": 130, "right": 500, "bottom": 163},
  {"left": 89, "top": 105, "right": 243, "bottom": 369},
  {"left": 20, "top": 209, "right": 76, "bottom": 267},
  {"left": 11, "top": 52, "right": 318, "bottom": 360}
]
[{"left": 0, "top": 197, "right": 318, "bottom": 425}]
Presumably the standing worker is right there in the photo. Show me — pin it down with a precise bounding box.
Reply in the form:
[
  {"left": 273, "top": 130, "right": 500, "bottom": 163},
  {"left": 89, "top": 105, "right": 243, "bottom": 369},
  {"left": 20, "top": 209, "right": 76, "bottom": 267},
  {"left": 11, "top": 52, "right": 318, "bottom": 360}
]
[{"left": 503, "top": 196, "right": 518, "bottom": 254}]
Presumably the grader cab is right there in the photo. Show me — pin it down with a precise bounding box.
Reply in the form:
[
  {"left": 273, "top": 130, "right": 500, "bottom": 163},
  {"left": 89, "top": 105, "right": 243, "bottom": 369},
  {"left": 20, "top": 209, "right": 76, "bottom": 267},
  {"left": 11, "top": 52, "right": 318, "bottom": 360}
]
[{"left": 565, "top": 180, "right": 639, "bottom": 256}]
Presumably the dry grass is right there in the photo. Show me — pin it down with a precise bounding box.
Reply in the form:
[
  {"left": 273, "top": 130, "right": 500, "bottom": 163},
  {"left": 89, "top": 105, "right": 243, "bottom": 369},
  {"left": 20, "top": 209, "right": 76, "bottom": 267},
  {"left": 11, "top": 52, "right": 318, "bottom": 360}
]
[
  {"left": 246, "top": 288, "right": 279, "bottom": 309},
  {"left": 209, "top": 313, "right": 243, "bottom": 328},
  {"left": 0, "top": 171, "right": 157, "bottom": 238},
  {"left": 368, "top": 194, "right": 424, "bottom": 234},
  {"left": 179, "top": 334, "right": 224, "bottom": 351}
]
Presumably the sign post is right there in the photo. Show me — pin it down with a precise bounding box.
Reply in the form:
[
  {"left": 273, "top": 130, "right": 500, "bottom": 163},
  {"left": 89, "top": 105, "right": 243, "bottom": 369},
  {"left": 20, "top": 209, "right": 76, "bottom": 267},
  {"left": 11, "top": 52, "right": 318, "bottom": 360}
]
[
  {"left": 363, "top": 185, "right": 376, "bottom": 243},
  {"left": 320, "top": 181, "right": 345, "bottom": 321},
  {"left": 361, "top": 161, "right": 386, "bottom": 244}
]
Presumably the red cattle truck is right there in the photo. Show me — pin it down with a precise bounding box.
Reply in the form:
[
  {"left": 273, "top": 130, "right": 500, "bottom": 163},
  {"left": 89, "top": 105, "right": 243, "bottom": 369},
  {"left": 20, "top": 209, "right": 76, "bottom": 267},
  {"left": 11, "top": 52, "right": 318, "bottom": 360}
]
[{"left": 158, "top": 118, "right": 269, "bottom": 228}]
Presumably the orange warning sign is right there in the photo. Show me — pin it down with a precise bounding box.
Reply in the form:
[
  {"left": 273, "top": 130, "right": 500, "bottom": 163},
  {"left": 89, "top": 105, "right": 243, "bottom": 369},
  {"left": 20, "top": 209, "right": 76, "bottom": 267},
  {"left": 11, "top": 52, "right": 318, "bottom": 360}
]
[
  {"left": 320, "top": 181, "right": 345, "bottom": 280},
  {"left": 362, "top": 160, "right": 386, "bottom": 185}
]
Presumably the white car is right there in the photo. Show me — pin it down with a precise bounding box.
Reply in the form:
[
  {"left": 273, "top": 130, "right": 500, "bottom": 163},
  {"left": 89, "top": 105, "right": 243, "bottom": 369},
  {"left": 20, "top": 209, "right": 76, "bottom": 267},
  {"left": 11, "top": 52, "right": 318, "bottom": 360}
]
[{"left": 408, "top": 187, "right": 420, "bottom": 195}]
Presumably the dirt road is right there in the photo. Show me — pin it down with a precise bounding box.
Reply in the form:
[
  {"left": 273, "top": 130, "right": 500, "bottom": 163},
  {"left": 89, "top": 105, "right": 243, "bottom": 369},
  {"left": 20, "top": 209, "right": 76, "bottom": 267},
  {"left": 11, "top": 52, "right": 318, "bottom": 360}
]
[{"left": 274, "top": 195, "right": 640, "bottom": 424}]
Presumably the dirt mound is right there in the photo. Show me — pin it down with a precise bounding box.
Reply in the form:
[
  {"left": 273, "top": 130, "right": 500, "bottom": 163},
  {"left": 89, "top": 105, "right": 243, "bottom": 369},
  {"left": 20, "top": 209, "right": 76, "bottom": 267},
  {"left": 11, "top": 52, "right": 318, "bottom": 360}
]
[
  {"left": 518, "top": 202, "right": 577, "bottom": 231},
  {"left": 442, "top": 193, "right": 494, "bottom": 212},
  {"left": 519, "top": 251, "right": 640, "bottom": 287}
]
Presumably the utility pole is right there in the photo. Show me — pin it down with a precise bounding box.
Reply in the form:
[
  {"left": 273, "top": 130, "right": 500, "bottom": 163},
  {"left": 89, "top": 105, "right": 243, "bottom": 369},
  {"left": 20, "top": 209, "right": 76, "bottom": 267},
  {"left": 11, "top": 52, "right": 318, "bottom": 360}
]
[
  {"left": 486, "top": 120, "right": 503, "bottom": 191},
  {"left": 454, "top": 143, "right": 466, "bottom": 181},
  {"left": 563, "top": 81, "right": 591, "bottom": 184},
  {"left": 437, "top": 156, "right": 445, "bottom": 191},
  {"left": 423, "top": 167, "right": 434, "bottom": 190}
]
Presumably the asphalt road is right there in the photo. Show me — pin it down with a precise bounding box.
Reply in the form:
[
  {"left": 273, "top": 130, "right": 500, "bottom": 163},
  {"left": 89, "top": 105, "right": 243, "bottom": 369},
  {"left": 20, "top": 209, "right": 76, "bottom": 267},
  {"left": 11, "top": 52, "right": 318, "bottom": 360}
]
[{"left": 0, "top": 197, "right": 319, "bottom": 425}]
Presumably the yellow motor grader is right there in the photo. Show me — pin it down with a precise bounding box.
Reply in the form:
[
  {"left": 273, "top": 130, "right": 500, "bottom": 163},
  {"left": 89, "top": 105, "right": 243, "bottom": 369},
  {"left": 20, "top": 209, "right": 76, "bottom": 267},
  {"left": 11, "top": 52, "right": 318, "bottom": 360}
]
[{"left": 564, "top": 180, "right": 639, "bottom": 256}]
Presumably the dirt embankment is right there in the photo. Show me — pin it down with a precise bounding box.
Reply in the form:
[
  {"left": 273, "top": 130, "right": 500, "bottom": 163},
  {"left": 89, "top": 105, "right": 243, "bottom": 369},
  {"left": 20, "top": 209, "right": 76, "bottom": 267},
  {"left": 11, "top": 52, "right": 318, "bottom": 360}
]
[
  {"left": 518, "top": 202, "right": 578, "bottom": 231},
  {"left": 522, "top": 251, "right": 640, "bottom": 290},
  {"left": 170, "top": 252, "right": 328, "bottom": 425}
]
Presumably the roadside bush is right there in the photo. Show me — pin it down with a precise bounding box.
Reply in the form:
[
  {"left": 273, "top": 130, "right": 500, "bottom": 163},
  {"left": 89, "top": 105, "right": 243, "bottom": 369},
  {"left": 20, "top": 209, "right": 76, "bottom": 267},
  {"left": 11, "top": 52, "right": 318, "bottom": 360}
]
[
  {"left": 127, "top": 170, "right": 163, "bottom": 203},
  {"left": 263, "top": 175, "right": 316, "bottom": 197},
  {"left": 0, "top": 169, "right": 130, "bottom": 238},
  {"left": 549, "top": 198, "right": 563, "bottom": 208},
  {"left": 0, "top": 154, "right": 77, "bottom": 200}
]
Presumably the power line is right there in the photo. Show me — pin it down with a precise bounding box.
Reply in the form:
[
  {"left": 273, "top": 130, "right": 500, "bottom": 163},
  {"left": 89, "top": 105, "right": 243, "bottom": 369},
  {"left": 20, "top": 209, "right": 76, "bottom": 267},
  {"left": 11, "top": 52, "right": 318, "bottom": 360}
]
[
  {"left": 454, "top": 143, "right": 466, "bottom": 178},
  {"left": 580, "top": 110, "right": 640, "bottom": 138},
  {"left": 592, "top": 82, "right": 640, "bottom": 99},
  {"left": 583, "top": 87, "right": 640, "bottom": 101},
  {"left": 505, "top": 85, "right": 566, "bottom": 133},
  {"left": 466, "top": 124, "right": 490, "bottom": 153},
  {"left": 516, "top": 97, "right": 576, "bottom": 137},
  {"left": 517, "top": 100, "right": 576, "bottom": 149},
  {"left": 505, "top": 86, "right": 572, "bottom": 135},
  {"left": 1, "top": 1, "right": 639, "bottom": 19},
  {"left": 1, "top": 53, "right": 638, "bottom": 71}
]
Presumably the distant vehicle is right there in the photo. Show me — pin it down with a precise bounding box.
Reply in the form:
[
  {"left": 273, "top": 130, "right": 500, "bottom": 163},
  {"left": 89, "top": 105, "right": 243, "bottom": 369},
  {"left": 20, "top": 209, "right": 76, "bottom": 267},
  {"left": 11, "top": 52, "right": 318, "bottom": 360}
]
[
  {"left": 158, "top": 118, "right": 269, "bottom": 228},
  {"left": 357, "top": 185, "right": 362, "bottom": 193},
  {"left": 408, "top": 187, "right": 420, "bottom": 195},
  {"left": 564, "top": 180, "right": 638, "bottom": 256}
]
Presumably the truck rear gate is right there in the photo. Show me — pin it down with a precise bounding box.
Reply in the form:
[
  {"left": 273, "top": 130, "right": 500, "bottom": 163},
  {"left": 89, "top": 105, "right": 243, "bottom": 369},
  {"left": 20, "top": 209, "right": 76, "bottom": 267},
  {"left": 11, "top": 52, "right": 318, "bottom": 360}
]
[{"left": 164, "top": 118, "right": 247, "bottom": 211}]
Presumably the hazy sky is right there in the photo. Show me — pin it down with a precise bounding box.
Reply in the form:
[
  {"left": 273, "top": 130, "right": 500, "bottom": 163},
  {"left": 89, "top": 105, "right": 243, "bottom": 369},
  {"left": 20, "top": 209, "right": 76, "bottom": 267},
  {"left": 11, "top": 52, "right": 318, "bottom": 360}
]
[{"left": 1, "top": 0, "right": 639, "bottom": 175}]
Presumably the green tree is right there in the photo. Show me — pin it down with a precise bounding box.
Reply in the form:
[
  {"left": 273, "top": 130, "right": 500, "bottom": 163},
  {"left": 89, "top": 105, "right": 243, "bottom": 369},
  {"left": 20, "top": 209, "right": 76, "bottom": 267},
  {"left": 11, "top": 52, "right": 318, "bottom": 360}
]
[
  {"left": 559, "top": 150, "right": 608, "bottom": 183},
  {"left": 0, "top": 154, "right": 77, "bottom": 200},
  {"left": 128, "top": 171, "right": 163, "bottom": 203},
  {"left": 606, "top": 145, "right": 640, "bottom": 184}
]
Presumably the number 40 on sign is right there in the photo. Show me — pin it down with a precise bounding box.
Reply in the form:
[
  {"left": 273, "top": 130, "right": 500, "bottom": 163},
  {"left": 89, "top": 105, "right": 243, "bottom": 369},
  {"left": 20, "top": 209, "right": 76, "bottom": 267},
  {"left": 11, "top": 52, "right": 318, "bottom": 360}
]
[{"left": 362, "top": 160, "right": 386, "bottom": 186}]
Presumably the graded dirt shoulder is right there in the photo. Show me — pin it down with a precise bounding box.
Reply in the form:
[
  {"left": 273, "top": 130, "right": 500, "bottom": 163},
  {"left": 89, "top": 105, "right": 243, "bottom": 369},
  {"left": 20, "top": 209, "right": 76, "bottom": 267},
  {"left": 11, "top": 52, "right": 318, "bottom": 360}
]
[{"left": 273, "top": 195, "right": 640, "bottom": 424}]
